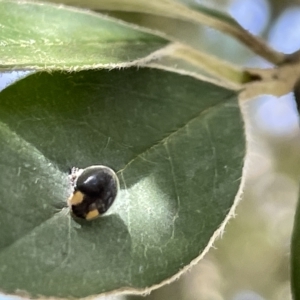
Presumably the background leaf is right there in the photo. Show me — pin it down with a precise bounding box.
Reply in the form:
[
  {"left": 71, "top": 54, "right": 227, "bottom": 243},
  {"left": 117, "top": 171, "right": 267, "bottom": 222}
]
[
  {"left": 0, "top": 67, "right": 245, "bottom": 298},
  {"left": 291, "top": 192, "right": 300, "bottom": 299},
  {"left": 0, "top": 1, "right": 168, "bottom": 70},
  {"left": 31, "top": 0, "right": 285, "bottom": 64}
]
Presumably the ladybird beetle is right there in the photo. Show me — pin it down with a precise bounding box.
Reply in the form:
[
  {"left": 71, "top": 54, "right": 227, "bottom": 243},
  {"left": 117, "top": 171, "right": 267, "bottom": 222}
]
[{"left": 68, "top": 165, "right": 119, "bottom": 220}]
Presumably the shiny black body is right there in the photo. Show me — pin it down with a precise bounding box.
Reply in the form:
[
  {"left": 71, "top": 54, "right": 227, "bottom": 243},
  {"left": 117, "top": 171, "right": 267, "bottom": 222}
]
[{"left": 72, "top": 166, "right": 118, "bottom": 219}]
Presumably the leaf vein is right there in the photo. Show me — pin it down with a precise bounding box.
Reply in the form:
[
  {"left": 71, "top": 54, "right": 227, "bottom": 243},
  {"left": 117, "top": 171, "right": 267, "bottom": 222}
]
[{"left": 117, "top": 95, "right": 234, "bottom": 175}]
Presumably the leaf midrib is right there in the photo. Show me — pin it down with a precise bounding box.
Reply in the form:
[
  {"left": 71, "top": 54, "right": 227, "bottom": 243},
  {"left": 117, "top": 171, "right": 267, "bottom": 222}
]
[
  {"left": 0, "top": 92, "right": 235, "bottom": 256},
  {"left": 117, "top": 93, "right": 235, "bottom": 175}
]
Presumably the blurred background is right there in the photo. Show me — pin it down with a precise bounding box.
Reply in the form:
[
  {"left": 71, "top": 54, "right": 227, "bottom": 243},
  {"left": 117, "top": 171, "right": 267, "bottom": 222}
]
[{"left": 1, "top": 0, "right": 300, "bottom": 299}]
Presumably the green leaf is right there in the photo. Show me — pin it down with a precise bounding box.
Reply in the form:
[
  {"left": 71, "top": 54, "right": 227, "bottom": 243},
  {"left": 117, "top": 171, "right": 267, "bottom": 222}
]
[
  {"left": 291, "top": 192, "right": 300, "bottom": 299},
  {"left": 34, "top": 0, "right": 285, "bottom": 65},
  {"left": 29, "top": 0, "right": 240, "bottom": 27},
  {"left": 98, "top": 11, "right": 249, "bottom": 85},
  {"left": 0, "top": 67, "right": 245, "bottom": 298},
  {"left": 0, "top": 0, "right": 167, "bottom": 70}
]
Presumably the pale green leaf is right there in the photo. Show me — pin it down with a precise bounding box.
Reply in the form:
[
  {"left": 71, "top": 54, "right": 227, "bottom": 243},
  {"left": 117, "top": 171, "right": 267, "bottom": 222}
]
[
  {"left": 291, "top": 189, "right": 300, "bottom": 299},
  {"left": 33, "top": 0, "right": 285, "bottom": 64},
  {"left": 0, "top": 1, "right": 168, "bottom": 70}
]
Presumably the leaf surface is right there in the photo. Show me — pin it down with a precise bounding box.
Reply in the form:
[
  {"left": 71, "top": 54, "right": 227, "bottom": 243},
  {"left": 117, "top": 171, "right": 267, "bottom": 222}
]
[
  {"left": 31, "top": 0, "right": 285, "bottom": 64},
  {"left": 0, "top": 67, "right": 244, "bottom": 298},
  {"left": 0, "top": 1, "right": 167, "bottom": 70},
  {"left": 291, "top": 187, "right": 300, "bottom": 299}
]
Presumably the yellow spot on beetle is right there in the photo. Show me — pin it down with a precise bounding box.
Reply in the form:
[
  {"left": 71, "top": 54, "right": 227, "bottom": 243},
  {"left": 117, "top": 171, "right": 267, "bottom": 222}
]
[
  {"left": 68, "top": 191, "right": 84, "bottom": 206},
  {"left": 86, "top": 209, "right": 100, "bottom": 220}
]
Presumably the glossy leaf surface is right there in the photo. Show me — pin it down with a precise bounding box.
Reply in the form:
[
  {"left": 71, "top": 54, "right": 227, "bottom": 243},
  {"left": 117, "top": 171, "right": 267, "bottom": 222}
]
[
  {"left": 0, "top": 67, "right": 244, "bottom": 298},
  {"left": 0, "top": 1, "right": 167, "bottom": 70}
]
